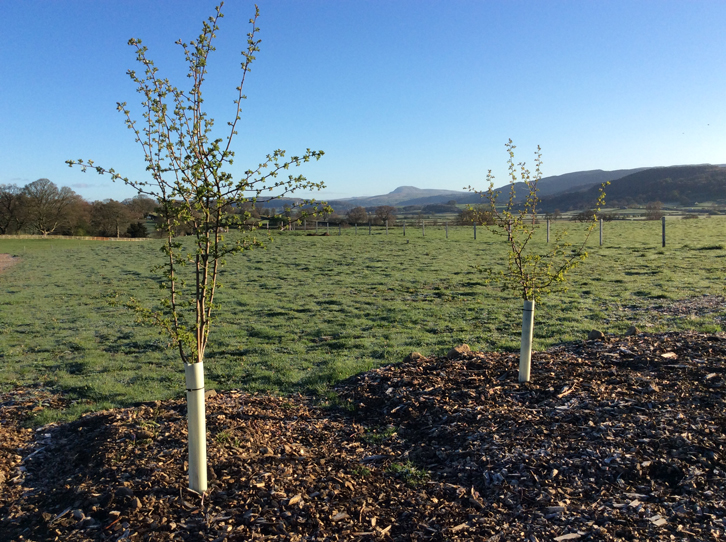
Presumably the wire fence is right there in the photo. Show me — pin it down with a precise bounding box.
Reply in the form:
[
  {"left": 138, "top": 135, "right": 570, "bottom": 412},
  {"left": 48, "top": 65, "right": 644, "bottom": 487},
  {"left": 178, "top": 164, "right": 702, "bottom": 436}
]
[
  {"left": 2, "top": 216, "right": 722, "bottom": 249},
  {"left": 275, "top": 216, "right": 685, "bottom": 247}
]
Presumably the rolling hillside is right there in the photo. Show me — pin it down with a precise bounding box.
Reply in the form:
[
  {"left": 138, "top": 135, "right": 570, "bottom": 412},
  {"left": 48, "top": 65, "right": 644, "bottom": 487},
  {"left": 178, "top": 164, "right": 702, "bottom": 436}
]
[
  {"left": 253, "top": 164, "right": 725, "bottom": 214},
  {"left": 328, "top": 167, "right": 648, "bottom": 209},
  {"left": 538, "top": 165, "right": 726, "bottom": 211}
]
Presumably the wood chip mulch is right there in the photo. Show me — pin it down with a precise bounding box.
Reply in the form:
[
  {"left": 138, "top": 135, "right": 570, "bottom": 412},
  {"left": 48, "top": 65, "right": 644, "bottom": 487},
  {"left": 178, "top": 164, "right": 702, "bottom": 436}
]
[{"left": 1, "top": 331, "right": 725, "bottom": 541}]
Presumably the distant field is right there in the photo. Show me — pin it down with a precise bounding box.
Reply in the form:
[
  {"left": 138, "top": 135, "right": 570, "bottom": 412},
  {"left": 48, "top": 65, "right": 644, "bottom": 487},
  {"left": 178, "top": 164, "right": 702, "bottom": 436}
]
[{"left": 1, "top": 218, "right": 725, "bottom": 422}]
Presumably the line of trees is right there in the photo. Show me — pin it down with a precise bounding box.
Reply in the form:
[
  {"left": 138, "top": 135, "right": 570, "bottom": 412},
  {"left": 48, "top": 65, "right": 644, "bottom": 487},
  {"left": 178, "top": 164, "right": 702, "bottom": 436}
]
[
  {"left": 3, "top": 181, "right": 686, "bottom": 237},
  {"left": 0, "top": 179, "right": 156, "bottom": 237},
  {"left": 344, "top": 205, "right": 397, "bottom": 225},
  {"left": 304, "top": 205, "right": 398, "bottom": 226}
]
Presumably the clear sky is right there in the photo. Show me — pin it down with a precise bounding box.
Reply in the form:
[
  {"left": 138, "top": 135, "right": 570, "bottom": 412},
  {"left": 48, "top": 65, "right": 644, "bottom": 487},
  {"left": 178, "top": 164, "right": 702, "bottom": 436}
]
[{"left": 1, "top": 0, "right": 724, "bottom": 202}]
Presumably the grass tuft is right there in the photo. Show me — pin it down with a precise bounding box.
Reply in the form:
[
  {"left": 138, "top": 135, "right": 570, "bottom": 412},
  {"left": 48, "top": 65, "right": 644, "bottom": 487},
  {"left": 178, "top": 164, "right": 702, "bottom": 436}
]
[{"left": 386, "top": 461, "right": 429, "bottom": 487}]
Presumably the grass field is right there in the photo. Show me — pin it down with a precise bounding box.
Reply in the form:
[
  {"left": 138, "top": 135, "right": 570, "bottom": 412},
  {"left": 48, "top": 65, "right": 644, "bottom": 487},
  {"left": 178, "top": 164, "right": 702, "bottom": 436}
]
[{"left": 1, "top": 217, "right": 725, "bottom": 422}]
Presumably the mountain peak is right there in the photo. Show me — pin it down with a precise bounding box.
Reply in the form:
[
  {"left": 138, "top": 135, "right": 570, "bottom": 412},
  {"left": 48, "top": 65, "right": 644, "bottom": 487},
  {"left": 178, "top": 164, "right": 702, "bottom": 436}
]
[{"left": 389, "top": 186, "right": 420, "bottom": 194}]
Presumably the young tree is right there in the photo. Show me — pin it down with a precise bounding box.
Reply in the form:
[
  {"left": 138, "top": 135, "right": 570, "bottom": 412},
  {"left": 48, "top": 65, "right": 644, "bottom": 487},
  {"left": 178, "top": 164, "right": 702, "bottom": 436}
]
[
  {"left": 468, "top": 140, "right": 606, "bottom": 382},
  {"left": 67, "top": 4, "right": 325, "bottom": 493}
]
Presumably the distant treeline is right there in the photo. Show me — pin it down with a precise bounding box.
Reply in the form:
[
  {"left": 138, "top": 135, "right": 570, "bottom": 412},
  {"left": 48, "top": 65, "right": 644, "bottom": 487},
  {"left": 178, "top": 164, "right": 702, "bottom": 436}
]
[
  {"left": 0, "top": 179, "right": 155, "bottom": 237},
  {"left": 7, "top": 167, "right": 724, "bottom": 238},
  {"left": 0, "top": 179, "right": 336, "bottom": 237},
  {"left": 308, "top": 203, "right": 510, "bottom": 227}
]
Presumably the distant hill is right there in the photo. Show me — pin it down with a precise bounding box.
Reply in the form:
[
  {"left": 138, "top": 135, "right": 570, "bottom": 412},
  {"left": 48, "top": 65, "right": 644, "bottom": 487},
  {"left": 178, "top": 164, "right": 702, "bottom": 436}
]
[
  {"left": 338, "top": 186, "right": 465, "bottom": 208},
  {"left": 538, "top": 165, "right": 726, "bottom": 211},
  {"left": 327, "top": 167, "right": 648, "bottom": 210},
  {"left": 253, "top": 164, "right": 726, "bottom": 214},
  {"left": 254, "top": 197, "right": 304, "bottom": 209},
  {"left": 531, "top": 168, "right": 650, "bottom": 197}
]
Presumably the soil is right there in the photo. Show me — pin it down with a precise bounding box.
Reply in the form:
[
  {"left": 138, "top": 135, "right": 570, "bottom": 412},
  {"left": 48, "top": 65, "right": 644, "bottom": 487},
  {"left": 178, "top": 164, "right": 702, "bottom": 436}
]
[
  {"left": 1, "top": 331, "right": 725, "bottom": 541},
  {"left": 0, "top": 253, "right": 20, "bottom": 273}
]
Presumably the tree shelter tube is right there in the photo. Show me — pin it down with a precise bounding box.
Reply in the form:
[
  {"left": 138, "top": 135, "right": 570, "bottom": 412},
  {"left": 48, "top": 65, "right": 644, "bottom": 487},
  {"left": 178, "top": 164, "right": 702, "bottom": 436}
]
[
  {"left": 185, "top": 362, "right": 207, "bottom": 493},
  {"left": 520, "top": 300, "right": 535, "bottom": 383}
]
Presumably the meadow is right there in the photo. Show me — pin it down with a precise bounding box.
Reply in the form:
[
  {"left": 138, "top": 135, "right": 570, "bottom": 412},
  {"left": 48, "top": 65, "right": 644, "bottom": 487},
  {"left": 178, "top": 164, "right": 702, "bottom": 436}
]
[{"left": 1, "top": 217, "right": 724, "bottom": 422}]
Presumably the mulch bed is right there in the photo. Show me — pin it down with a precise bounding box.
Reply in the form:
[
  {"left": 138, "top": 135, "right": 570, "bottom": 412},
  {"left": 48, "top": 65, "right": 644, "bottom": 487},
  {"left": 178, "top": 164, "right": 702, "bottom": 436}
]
[{"left": 1, "top": 331, "right": 725, "bottom": 541}]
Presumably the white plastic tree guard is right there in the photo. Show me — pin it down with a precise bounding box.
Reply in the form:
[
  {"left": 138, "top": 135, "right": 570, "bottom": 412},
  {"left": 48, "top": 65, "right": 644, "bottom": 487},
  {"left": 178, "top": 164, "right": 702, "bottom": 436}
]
[
  {"left": 519, "top": 300, "right": 535, "bottom": 383},
  {"left": 185, "top": 362, "right": 207, "bottom": 493}
]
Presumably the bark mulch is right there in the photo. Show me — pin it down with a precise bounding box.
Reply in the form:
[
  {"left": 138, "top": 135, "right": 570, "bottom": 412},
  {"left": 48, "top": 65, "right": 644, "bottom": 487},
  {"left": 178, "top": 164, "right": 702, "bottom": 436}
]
[{"left": 1, "top": 331, "right": 725, "bottom": 541}]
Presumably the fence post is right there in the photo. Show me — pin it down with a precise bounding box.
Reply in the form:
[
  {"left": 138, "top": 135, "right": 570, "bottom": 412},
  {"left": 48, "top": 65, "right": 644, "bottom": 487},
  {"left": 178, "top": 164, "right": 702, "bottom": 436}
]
[
  {"left": 474, "top": 223, "right": 477, "bottom": 240},
  {"left": 422, "top": 220, "right": 425, "bottom": 237},
  {"left": 445, "top": 221, "right": 448, "bottom": 239},
  {"left": 403, "top": 222, "right": 406, "bottom": 236},
  {"left": 599, "top": 218, "right": 603, "bottom": 246},
  {"left": 355, "top": 223, "right": 358, "bottom": 235},
  {"left": 369, "top": 221, "right": 372, "bottom": 235},
  {"left": 386, "top": 219, "right": 388, "bottom": 235},
  {"left": 662, "top": 216, "right": 666, "bottom": 247},
  {"left": 546, "top": 219, "right": 550, "bottom": 243},
  {"left": 326, "top": 222, "right": 330, "bottom": 235}
]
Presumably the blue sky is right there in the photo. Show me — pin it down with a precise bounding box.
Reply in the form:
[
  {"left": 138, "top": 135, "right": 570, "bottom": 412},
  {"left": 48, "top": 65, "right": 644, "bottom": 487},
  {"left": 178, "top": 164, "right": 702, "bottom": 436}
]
[{"left": 1, "top": 0, "right": 724, "bottom": 202}]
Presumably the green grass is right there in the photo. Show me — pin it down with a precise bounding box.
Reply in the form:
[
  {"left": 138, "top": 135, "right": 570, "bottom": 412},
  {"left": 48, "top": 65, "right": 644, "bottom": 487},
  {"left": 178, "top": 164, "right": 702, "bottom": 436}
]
[
  {"left": 1, "top": 219, "right": 725, "bottom": 421},
  {"left": 361, "top": 425, "right": 398, "bottom": 444},
  {"left": 215, "top": 430, "right": 241, "bottom": 447},
  {"left": 385, "top": 461, "right": 429, "bottom": 487},
  {"left": 351, "top": 465, "right": 372, "bottom": 478}
]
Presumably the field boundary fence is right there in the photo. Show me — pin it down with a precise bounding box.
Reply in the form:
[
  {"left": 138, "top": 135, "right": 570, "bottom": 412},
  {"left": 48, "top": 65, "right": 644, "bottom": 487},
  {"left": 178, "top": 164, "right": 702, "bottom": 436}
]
[
  {"left": 0, "top": 234, "right": 151, "bottom": 242},
  {"left": 2, "top": 216, "right": 719, "bottom": 247},
  {"left": 266, "top": 215, "right": 721, "bottom": 249}
]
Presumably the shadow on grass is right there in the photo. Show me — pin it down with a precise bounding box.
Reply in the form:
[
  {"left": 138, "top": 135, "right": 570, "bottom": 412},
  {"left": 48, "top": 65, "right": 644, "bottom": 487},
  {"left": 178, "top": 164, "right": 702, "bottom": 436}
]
[{"left": 102, "top": 339, "right": 164, "bottom": 355}]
